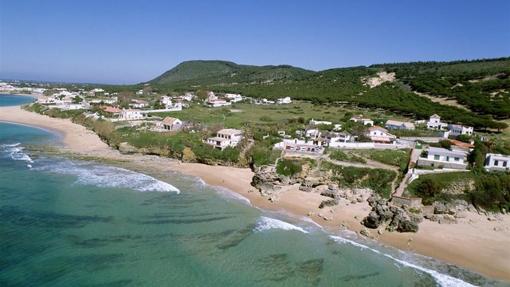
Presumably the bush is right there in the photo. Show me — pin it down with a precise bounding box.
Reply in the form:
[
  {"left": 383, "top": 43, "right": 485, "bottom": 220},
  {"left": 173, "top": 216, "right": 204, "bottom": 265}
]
[{"left": 276, "top": 159, "right": 302, "bottom": 177}]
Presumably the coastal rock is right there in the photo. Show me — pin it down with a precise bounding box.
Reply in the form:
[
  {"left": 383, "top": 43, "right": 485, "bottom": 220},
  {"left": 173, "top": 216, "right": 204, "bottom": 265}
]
[
  {"left": 438, "top": 214, "right": 457, "bottom": 224},
  {"left": 319, "top": 199, "right": 338, "bottom": 209},
  {"left": 433, "top": 202, "right": 448, "bottom": 214},
  {"left": 359, "top": 228, "right": 371, "bottom": 237},
  {"left": 118, "top": 142, "right": 138, "bottom": 154},
  {"left": 362, "top": 195, "right": 419, "bottom": 233}
]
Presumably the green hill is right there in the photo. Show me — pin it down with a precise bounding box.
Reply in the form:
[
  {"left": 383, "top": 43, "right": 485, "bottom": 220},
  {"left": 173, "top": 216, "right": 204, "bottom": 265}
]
[
  {"left": 150, "top": 60, "right": 314, "bottom": 87},
  {"left": 147, "top": 57, "right": 510, "bottom": 130}
]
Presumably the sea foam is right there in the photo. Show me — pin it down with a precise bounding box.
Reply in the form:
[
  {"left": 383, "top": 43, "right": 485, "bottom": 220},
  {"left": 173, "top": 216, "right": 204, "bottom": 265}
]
[
  {"left": 254, "top": 216, "right": 309, "bottom": 234},
  {"left": 330, "top": 235, "right": 476, "bottom": 287},
  {"left": 34, "top": 160, "right": 180, "bottom": 193},
  {"left": 1, "top": 143, "right": 34, "bottom": 167}
]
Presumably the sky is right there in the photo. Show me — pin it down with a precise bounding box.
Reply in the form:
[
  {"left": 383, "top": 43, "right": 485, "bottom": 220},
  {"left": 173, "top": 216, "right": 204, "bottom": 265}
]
[{"left": 0, "top": 0, "right": 509, "bottom": 84}]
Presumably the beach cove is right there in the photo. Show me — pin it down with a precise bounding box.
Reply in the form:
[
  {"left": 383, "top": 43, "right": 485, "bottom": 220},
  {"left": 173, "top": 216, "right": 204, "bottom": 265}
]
[{"left": 1, "top": 100, "right": 510, "bottom": 285}]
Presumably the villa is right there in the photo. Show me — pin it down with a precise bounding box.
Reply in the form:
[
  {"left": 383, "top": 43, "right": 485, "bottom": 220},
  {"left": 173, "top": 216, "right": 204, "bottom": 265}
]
[
  {"left": 207, "top": 92, "right": 231, "bottom": 107},
  {"left": 277, "top": 97, "right": 292, "bottom": 104},
  {"left": 427, "top": 114, "right": 447, "bottom": 130},
  {"left": 225, "top": 93, "right": 243, "bottom": 103},
  {"left": 350, "top": 115, "right": 374, "bottom": 126},
  {"left": 120, "top": 109, "right": 144, "bottom": 121},
  {"left": 206, "top": 129, "right": 243, "bottom": 150},
  {"left": 385, "top": 119, "right": 415, "bottom": 130},
  {"left": 484, "top": 153, "right": 510, "bottom": 172},
  {"left": 366, "top": 126, "right": 396, "bottom": 143},
  {"left": 309, "top": 119, "right": 333, "bottom": 126},
  {"left": 130, "top": 99, "right": 148, "bottom": 109},
  {"left": 417, "top": 147, "right": 468, "bottom": 169},
  {"left": 158, "top": 117, "right": 183, "bottom": 131},
  {"left": 274, "top": 138, "right": 325, "bottom": 155},
  {"left": 325, "top": 132, "right": 354, "bottom": 148},
  {"left": 448, "top": 124, "right": 474, "bottom": 136}
]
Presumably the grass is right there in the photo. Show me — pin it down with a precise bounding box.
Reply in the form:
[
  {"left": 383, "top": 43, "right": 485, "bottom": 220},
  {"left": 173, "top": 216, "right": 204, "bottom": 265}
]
[
  {"left": 406, "top": 172, "right": 475, "bottom": 205},
  {"left": 321, "top": 161, "right": 396, "bottom": 198},
  {"left": 328, "top": 150, "right": 366, "bottom": 164},
  {"left": 353, "top": 149, "right": 411, "bottom": 172},
  {"left": 149, "top": 101, "right": 411, "bottom": 130}
]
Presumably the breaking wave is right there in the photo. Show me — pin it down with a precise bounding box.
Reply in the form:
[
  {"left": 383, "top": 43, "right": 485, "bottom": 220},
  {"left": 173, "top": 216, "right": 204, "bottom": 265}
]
[
  {"left": 254, "top": 216, "right": 309, "bottom": 234},
  {"left": 33, "top": 160, "right": 180, "bottom": 193},
  {"left": 330, "top": 235, "right": 476, "bottom": 287},
  {"left": 0, "top": 143, "right": 33, "bottom": 167}
]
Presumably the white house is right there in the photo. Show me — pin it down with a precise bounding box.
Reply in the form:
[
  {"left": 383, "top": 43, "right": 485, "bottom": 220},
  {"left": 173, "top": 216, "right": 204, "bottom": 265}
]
[
  {"left": 427, "top": 114, "right": 447, "bottom": 130},
  {"left": 325, "top": 132, "right": 354, "bottom": 148},
  {"left": 484, "top": 153, "right": 510, "bottom": 172},
  {"left": 366, "top": 126, "right": 396, "bottom": 143},
  {"left": 305, "top": 128, "right": 321, "bottom": 138},
  {"left": 225, "top": 93, "right": 243, "bottom": 103},
  {"left": 350, "top": 116, "right": 374, "bottom": 126},
  {"left": 277, "top": 97, "right": 292, "bottom": 104},
  {"left": 157, "top": 117, "right": 183, "bottom": 131},
  {"left": 130, "top": 99, "right": 148, "bottom": 109},
  {"left": 161, "top": 96, "right": 173, "bottom": 106},
  {"left": 417, "top": 147, "right": 468, "bottom": 169},
  {"left": 309, "top": 119, "right": 333, "bottom": 126},
  {"left": 274, "top": 139, "right": 324, "bottom": 155},
  {"left": 385, "top": 120, "right": 415, "bottom": 130},
  {"left": 333, "top": 124, "right": 342, "bottom": 131},
  {"left": 207, "top": 92, "right": 231, "bottom": 107},
  {"left": 206, "top": 129, "right": 243, "bottom": 150},
  {"left": 120, "top": 109, "right": 144, "bottom": 121},
  {"left": 448, "top": 124, "right": 474, "bottom": 136}
]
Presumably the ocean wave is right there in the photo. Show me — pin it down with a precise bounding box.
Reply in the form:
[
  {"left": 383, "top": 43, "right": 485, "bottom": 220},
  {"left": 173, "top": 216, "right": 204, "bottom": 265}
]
[
  {"left": 213, "top": 186, "right": 252, "bottom": 206},
  {"left": 330, "top": 235, "right": 476, "bottom": 287},
  {"left": 1, "top": 142, "right": 34, "bottom": 167},
  {"left": 254, "top": 216, "right": 309, "bottom": 234},
  {"left": 34, "top": 160, "right": 180, "bottom": 193}
]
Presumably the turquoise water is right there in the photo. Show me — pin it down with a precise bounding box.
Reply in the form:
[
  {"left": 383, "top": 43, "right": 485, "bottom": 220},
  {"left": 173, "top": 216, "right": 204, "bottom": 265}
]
[
  {"left": 0, "top": 97, "right": 506, "bottom": 286},
  {"left": 0, "top": 93, "right": 35, "bottom": 106}
]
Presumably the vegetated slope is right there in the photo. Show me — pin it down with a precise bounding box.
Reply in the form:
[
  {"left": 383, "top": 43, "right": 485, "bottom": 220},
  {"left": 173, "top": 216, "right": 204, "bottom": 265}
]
[
  {"left": 148, "top": 58, "right": 510, "bottom": 130},
  {"left": 374, "top": 57, "right": 510, "bottom": 119},
  {"left": 150, "top": 60, "right": 314, "bottom": 87}
]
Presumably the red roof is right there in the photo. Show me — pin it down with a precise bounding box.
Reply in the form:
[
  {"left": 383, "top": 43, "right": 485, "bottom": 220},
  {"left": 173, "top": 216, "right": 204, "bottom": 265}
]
[
  {"left": 449, "top": 139, "right": 474, "bottom": 149},
  {"left": 103, "top": 106, "right": 121, "bottom": 113}
]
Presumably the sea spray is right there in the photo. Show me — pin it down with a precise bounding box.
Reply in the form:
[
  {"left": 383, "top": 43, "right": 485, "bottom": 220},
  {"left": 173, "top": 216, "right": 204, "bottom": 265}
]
[
  {"left": 330, "top": 235, "right": 477, "bottom": 287},
  {"left": 254, "top": 216, "right": 309, "bottom": 233},
  {"left": 33, "top": 159, "right": 180, "bottom": 193}
]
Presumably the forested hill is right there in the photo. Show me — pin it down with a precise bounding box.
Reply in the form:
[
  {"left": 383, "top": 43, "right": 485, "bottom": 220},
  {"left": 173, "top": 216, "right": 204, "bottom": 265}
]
[
  {"left": 148, "top": 57, "right": 510, "bottom": 130},
  {"left": 150, "top": 60, "right": 314, "bottom": 87}
]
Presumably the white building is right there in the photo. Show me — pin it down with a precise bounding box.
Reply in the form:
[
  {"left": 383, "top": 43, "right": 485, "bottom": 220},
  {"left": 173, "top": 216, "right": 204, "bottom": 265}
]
[
  {"left": 325, "top": 132, "right": 354, "bottom": 148},
  {"left": 130, "top": 99, "right": 148, "bottom": 109},
  {"left": 366, "top": 126, "right": 396, "bottom": 143},
  {"left": 207, "top": 92, "right": 231, "bottom": 107},
  {"left": 309, "top": 119, "right": 333, "bottom": 126},
  {"left": 417, "top": 147, "right": 468, "bottom": 169},
  {"left": 225, "top": 93, "right": 243, "bottom": 103},
  {"left": 427, "top": 114, "right": 447, "bottom": 130},
  {"left": 274, "top": 139, "right": 324, "bottom": 155},
  {"left": 448, "top": 124, "right": 474, "bottom": 136},
  {"left": 277, "top": 97, "right": 292, "bottom": 104},
  {"left": 157, "top": 117, "right": 183, "bottom": 131},
  {"left": 350, "top": 116, "right": 374, "bottom": 126},
  {"left": 206, "top": 129, "right": 243, "bottom": 150},
  {"left": 305, "top": 128, "right": 321, "bottom": 138},
  {"left": 484, "top": 153, "right": 510, "bottom": 172},
  {"left": 120, "top": 109, "right": 144, "bottom": 121},
  {"left": 385, "top": 120, "right": 415, "bottom": 130}
]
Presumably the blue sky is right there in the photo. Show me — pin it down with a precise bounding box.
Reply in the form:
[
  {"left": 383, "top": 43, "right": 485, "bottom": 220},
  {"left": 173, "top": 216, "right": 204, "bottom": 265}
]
[{"left": 1, "top": 0, "right": 509, "bottom": 84}]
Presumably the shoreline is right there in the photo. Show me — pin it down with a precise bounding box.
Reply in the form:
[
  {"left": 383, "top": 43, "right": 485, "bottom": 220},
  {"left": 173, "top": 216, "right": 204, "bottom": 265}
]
[{"left": 1, "top": 105, "right": 510, "bottom": 282}]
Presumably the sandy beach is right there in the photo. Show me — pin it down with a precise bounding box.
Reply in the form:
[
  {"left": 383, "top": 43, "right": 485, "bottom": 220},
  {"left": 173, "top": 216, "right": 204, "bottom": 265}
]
[{"left": 1, "top": 104, "right": 510, "bottom": 282}]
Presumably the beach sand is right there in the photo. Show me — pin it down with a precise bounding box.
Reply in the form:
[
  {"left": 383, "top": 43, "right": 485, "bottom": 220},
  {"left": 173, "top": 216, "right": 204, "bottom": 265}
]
[{"left": 1, "top": 105, "right": 510, "bottom": 281}]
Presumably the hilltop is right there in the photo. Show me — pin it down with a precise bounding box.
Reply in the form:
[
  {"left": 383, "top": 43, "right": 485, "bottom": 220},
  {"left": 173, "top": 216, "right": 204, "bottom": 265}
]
[
  {"left": 148, "top": 57, "right": 510, "bottom": 130},
  {"left": 150, "top": 60, "right": 314, "bottom": 87}
]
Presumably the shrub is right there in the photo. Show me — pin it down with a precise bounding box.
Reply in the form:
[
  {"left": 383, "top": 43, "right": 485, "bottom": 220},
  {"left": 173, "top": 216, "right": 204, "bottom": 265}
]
[{"left": 276, "top": 159, "right": 302, "bottom": 177}]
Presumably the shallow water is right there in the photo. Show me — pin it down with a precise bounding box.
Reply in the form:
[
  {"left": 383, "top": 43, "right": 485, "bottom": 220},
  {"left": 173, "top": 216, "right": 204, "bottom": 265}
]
[
  {"left": 0, "top": 97, "right": 507, "bottom": 287},
  {"left": 0, "top": 93, "right": 35, "bottom": 106}
]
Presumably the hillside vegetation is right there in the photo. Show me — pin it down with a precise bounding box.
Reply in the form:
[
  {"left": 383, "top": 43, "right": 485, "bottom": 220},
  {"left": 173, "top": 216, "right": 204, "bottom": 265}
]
[{"left": 148, "top": 58, "right": 510, "bottom": 130}]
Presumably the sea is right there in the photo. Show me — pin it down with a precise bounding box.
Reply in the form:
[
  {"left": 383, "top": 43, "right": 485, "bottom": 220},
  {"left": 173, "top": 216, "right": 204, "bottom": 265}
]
[{"left": 0, "top": 94, "right": 506, "bottom": 286}]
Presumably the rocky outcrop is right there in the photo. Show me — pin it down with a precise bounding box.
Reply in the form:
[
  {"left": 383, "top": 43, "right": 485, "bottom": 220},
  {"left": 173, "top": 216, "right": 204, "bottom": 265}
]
[
  {"left": 118, "top": 142, "right": 138, "bottom": 154},
  {"left": 362, "top": 195, "right": 420, "bottom": 233}
]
